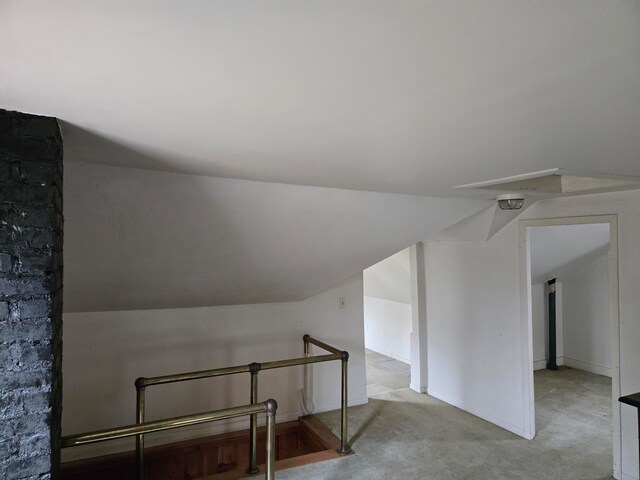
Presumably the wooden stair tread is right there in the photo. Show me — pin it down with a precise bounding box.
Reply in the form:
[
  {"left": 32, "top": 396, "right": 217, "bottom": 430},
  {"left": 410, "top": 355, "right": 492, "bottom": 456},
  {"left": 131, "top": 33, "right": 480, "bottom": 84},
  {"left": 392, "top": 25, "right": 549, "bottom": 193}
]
[
  {"left": 196, "top": 450, "right": 341, "bottom": 480},
  {"left": 299, "top": 416, "right": 341, "bottom": 451},
  {"left": 61, "top": 416, "right": 345, "bottom": 480}
]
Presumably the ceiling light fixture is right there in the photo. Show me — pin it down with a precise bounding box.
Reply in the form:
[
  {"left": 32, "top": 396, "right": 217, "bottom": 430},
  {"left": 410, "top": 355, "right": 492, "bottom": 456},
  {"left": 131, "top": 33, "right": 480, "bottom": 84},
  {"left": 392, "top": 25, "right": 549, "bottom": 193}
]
[{"left": 497, "top": 194, "right": 524, "bottom": 210}]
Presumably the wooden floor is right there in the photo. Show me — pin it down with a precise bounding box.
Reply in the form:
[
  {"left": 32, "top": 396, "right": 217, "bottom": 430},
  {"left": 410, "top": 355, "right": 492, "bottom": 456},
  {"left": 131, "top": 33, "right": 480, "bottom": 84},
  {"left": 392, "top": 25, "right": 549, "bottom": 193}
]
[{"left": 61, "top": 416, "right": 342, "bottom": 480}]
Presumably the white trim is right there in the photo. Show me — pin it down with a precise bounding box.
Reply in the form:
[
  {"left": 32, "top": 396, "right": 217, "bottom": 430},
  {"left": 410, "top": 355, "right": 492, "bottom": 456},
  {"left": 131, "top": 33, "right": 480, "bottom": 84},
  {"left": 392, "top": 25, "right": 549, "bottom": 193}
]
[
  {"left": 518, "top": 222, "right": 536, "bottom": 439},
  {"left": 365, "top": 344, "right": 410, "bottom": 365},
  {"left": 621, "top": 473, "right": 639, "bottom": 480},
  {"left": 428, "top": 389, "right": 532, "bottom": 439},
  {"left": 409, "top": 242, "right": 428, "bottom": 395},
  {"left": 520, "top": 214, "right": 621, "bottom": 479},
  {"left": 533, "top": 356, "right": 565, "bottom": 371},
  {"left": 533, "top": 359, "right": 546, "bottom": 371},
  {"left": 455, "top": 168, "right": 640, "bottom": 190},
  {"left": 409, "top": 383, "right": 427, "bottom": 394},
  {"left": 456, "top": 168, "right": 562, "bottom": 189},
  {"left": 563, "top": 357, "right": 612, "bottom": 378},
  {"left": 608, "top": 216, "right": 622, "bottom": 480}
]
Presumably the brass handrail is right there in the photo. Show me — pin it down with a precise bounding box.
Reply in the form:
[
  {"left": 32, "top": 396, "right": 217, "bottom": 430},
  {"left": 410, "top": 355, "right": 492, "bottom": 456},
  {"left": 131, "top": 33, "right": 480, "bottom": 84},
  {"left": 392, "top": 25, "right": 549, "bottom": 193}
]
[
  {"left": 135, "top": 334, "right": 351, "bottom": 479},
  {"left": 62, "top": 399, "right": 278, "bottom": 480},
  {"left": 304, "top": 335, "right": 351, "bottom": 457}
]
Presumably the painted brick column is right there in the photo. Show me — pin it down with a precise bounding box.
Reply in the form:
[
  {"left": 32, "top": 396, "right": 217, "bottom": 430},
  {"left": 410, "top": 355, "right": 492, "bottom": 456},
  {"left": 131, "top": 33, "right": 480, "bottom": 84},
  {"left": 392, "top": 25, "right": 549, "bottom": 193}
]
[{"left": 0, "top": 109, "right": 63, "bottom": 480}]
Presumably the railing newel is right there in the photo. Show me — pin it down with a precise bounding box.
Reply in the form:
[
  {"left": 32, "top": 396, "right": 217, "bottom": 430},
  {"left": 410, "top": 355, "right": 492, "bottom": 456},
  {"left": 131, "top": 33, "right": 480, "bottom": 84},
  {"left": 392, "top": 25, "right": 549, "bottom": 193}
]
[
  {"left": 247, "top": 362, "right": 261, "bottom": 474},
  {"left": 135, "top": 381, "right": 146, "bottom": 480},
  {"left": 265, "top": 399, "right": 278, "bottom": 480},
  {"left": 128, "top": 333, "right": 350, "bottom": 477},
  {"left": 339, "top": 351, "right": 352, "bottom": 455}
]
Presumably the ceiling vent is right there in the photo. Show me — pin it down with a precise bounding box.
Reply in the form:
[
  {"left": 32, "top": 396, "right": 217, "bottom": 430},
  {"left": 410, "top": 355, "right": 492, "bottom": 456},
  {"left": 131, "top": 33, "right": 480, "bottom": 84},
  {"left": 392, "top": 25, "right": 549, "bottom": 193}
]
[{"left": 455, "top": 169, "right": 640, "bottom": 195}]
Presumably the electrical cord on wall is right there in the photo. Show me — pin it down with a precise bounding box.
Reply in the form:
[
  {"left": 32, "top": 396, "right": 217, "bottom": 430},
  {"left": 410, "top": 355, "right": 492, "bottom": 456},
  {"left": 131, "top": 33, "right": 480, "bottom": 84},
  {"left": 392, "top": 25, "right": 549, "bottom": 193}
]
[{"left": 300, "top": 350, "right": 315, "bottom": 415}]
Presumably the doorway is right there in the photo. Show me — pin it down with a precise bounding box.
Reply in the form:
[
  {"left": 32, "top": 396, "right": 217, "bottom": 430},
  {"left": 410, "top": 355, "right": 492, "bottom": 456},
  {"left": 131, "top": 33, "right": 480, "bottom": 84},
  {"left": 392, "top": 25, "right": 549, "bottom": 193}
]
[
  {"left": 521, "top": 216, "right": 620, "bottom": 478},
  {"left": 363, "top": 248, "right": 413, "bottom": 396}
]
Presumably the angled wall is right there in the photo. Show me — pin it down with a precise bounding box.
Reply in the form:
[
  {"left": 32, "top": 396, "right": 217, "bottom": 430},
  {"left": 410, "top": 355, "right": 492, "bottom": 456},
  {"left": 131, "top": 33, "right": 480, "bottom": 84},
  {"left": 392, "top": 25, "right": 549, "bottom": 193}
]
[{"left": 63, "top": 161, "right": 486, "bottom": 312}]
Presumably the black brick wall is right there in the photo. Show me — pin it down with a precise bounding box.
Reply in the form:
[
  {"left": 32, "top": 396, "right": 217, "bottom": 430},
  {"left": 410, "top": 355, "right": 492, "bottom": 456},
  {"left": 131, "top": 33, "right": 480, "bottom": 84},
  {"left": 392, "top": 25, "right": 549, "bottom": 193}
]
[{"left": 0, "top": 109, "right": 63, "bottom": 480}]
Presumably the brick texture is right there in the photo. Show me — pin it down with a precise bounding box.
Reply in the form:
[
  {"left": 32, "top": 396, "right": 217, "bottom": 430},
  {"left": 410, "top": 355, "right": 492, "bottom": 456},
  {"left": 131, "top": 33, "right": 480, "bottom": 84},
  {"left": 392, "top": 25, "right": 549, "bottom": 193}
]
[{"left": 0, "top": 109, "right": 63, "bottom": 480}]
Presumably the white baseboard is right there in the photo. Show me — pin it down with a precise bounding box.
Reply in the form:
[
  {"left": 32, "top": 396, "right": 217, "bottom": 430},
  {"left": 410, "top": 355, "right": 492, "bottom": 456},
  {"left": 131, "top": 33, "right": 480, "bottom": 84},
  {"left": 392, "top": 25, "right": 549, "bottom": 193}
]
[
  {"left": 533, "top": 359, "right": 546, "bottom": 371},
  {"left": 563, "top": 357, "right": 612, "bottom": 377},
  {"left": 533, "top": 356, "right": 565, "bottom": 371},
  {"left": 365, "top": 344, "right": 410, "bottom": 365},
  {"left": 428, "top": 388, "right": 531, "bottom": 439},
  {"left": 621, "top": 472, "right": 638, "bottom": 480},
  {"left": 410, "top": 383, "right": 427, "bottom": 394}
]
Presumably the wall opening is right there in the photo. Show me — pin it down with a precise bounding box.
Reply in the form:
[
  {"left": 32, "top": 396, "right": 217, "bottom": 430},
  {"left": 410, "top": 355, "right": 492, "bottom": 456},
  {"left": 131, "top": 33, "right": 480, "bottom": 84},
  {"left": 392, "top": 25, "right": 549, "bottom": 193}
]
[
  {"left": 363, "top": 248, "right": 412, "bottom": 396},
  {"left": 523, "top": 217, "right": 620, "bottom": 478}
]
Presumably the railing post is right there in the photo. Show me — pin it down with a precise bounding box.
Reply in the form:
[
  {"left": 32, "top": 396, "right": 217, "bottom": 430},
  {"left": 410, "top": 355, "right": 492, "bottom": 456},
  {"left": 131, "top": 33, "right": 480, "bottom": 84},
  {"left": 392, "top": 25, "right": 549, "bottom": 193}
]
[
  {"left": 135, "top": 378, "right": 146, "bottom": 480},
  {"left": 264, "top": 399, "right": 278, "bottom": 480},
  {"left": 303, "top": 334, "right": 310, "bottom": 356},
  {"left": 301, "top": 334, "right": 314, "bottom": 418},
  {"left": 247, "top": 362, "right": 261, "bottom": 474},
  {"left": 339, "top": 351, "right": 352, "bottom": 455}
]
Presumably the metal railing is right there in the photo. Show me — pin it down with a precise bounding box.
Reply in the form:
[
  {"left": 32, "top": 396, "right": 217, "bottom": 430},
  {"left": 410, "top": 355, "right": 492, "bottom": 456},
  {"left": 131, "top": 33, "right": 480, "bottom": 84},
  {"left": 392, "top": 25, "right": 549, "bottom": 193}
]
[
  {"left": 61, "top": 399, "right": 278, "bottom": 480},
  {"left": 135, "top": 334, "right": 351, "bottom": 478}
]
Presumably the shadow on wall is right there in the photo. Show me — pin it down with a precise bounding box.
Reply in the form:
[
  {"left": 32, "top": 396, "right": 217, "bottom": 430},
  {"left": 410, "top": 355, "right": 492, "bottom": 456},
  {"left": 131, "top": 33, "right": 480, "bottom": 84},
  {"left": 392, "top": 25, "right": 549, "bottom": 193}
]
[
  {"left": 59, "top": 120, "right": 179, "bottom": 173},
  {"left": 60, "top": 123, "right": 488, "bottom": 313}
]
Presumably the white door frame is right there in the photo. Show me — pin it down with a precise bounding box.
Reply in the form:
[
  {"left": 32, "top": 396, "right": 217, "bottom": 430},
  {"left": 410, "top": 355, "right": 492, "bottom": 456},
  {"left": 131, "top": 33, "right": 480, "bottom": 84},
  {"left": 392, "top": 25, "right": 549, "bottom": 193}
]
[
  {"left": 409, "top": 242, "right": 428, "bottom": 393},
  {"left": 519, "top": 215, "right": 621, "bottom": 479}
]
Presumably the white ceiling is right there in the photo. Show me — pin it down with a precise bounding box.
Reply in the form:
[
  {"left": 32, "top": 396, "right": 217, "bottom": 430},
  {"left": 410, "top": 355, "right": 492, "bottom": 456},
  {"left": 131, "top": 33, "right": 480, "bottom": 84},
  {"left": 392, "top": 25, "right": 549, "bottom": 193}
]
[
  {"left": 529, "top": 224, "right": 610, "bottom": 284},
  {"left": 364, "top": 248, "right": 412, "bottom": 305},
  {"left": 2, "top": 1, "right": 640, "bottom": 197}
]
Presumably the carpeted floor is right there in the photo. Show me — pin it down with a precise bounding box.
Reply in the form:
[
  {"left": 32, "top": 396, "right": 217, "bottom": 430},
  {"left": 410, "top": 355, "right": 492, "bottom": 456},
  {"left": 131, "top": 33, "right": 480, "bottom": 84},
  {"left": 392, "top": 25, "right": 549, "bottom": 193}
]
[
  {"left": 266, "top": 352, "right": 613, "bottom": 480},
  {"left": 364, "top": 349, "right": 411, "bottom": 396}
]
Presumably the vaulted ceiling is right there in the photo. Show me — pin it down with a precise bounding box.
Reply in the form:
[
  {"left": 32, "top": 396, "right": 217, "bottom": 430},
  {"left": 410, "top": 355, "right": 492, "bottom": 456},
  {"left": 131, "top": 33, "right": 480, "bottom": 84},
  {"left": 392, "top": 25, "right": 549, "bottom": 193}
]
[
  {"left": 529, "top": 224, "right": 610, "bottom": 284},
  {"left": 2, "top": 1, "right": 640, "bottom": 197},
  {"left": 2, "top": 2, "right": 639, "bottom": 311}
]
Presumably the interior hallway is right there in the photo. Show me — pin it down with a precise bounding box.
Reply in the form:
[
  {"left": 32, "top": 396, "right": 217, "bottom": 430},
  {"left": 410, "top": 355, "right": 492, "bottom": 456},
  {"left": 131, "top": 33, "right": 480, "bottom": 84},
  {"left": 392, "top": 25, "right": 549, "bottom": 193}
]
[
  {"left": 271, "top": 354, "right": 613, "bottom": 480},
  {"left": 364, "top": 349, "right": 411, "bottom": 396}
]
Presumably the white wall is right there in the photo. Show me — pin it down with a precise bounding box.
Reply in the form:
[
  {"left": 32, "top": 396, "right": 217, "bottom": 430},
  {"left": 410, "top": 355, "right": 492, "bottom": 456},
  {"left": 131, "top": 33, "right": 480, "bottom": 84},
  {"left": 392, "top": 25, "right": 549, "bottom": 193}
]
[
  {"left": 63, "top": 161, "right": 484, "bottom": 313},
  {"left": 426, "top": 224, "right": 529, "bottom": 437},
  {"left": 363, "top": 297, "right": 411, "bottom": 363},
  {"left": 531, "top": 250, "right": 609, "bottom": 376},
  {"left": 561, "top": 253, "right": 611, "bottom": 377},
  {"left": 423, "top": 189, "right": 640, "bottom": 480},
  {"left": 363, "top": 248, "right": 412, "bottom": 363},
  {"left": 62, "top": 274, "right": 367, "bottom": 461}
]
